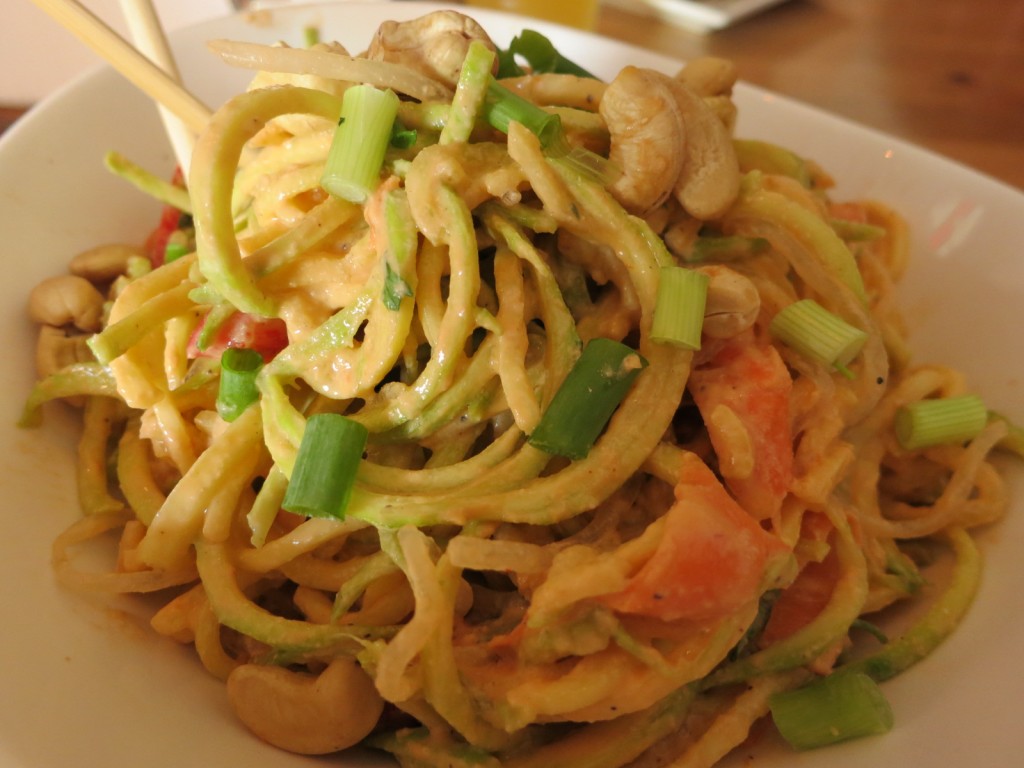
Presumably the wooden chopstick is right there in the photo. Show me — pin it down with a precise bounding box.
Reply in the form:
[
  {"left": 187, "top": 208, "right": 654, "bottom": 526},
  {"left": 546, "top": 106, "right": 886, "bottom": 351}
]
[
  {"left": 30, "top": 0, "right": 213, "bottom": 135},
  {"left": 117, "top": 0, "right": 196, "bottom": 177}
]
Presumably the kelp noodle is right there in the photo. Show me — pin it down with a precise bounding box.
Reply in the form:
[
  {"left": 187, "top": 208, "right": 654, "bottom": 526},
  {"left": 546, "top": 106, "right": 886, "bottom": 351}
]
[{"left": 21, "top": 10, "right": 1018, "bottom": 767}]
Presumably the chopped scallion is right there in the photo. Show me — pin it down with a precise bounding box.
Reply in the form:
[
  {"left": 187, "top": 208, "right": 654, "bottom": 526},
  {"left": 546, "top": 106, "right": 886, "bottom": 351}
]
[
  {"left": 389, "top": 120, "right": 417, "bottom": 150},
  {"left": 894, "top": 394, "right": 988, "bottom": 450},
  {"left": 769, "top": 671, "right": 894, "bottom": 751},
  {"left": 528, "top": 338, "right": 647, "bottom": 460},
  {"left": 321, "top": 85, "right": 399, "bottom": 203},
  {"left": 769, "top": 299, "right": 868, "bottom": 376},
  {"left": 484, "top": 80, "right": 565, "bottom": 150},
  {"left": 282, "top": 413, "right": 368, "bottom": 520},
  {"left": 483, "top": 79, "right": 613, "bottom": 184},
  {"left": 650, "top": 266, "right": 709, "bottom": 349},
  {"left": 503, "top": 29, "right": 597, "bottom": 79},
  {"left": 163, "top": 229, "right": 191, "bottom": 263},
  {"left": 216, "top": 348, "right": 264, "bottom": 422}
]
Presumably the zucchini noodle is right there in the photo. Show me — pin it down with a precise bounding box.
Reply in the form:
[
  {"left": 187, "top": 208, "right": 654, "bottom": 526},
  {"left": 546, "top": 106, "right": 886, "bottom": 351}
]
[{"left": 22, "top": 10, "right": 1019, "bottom": 767}]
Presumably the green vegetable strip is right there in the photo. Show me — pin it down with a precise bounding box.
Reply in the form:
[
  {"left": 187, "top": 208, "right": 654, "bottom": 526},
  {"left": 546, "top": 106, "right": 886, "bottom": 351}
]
[
  {"left": 441, "top": 40, "right": 496, "bottom": 145},
  {"left": 769, "top": 299, "right": 868, "bottom": 375},
  {"left": 195, "top": 540, "right": 390, "bottom": 660},
  {"left": 894, "top": 395, "right": 988, "bottom": 450},
  {"left": 104, "top": 150, "right": 192, "bottom": 213},
  {"left": 19, "top": 362, "right": 119, "bottom": 427},
  {"left": 194, "top": 304, "right": 237, "bottom": 353},
  {"left": 501, "top": 685, "right": 698, "bottom": 768},
  {"left": 190, "top": 86, "right": 342, "bottom": 317},
  {"left": 528, "top": 338, "right": 648, "bottom": 460},
  {"left": 687, "top": 235, "right": 769, "bottom": 264},
  {"left": 246, "top": 466, "right": 288, "bottom": 547},
  {"left": 732, "top": 139, "right": 811, "bottom": 188},
  {"left": 769, "top": 671, "right": 894, "bottom": 750},
  {"left": 77, "top": 397, "right": 126, "bottom": 515},
  {"left": 216, "top": 348, "right": 264, "bottom": 422},
  {"left": 381, "top": 188, "right": 419, "bottom": 311},
  {"left": 88, "top": 282, "right": 195, "bottom": 365},
  {"left": 354, "top": 184, "right": 480, "bottom": 433},
  {"left": 726, "top": 173, "right": 867, "bottom": 303},
  {"left": 839, "top": 527, "right": 981, "bottom": 682},
  {"left": 650, "top": 266, "right": 709, "bottom": 350},
  {"left": 282, "top": 413, "right": 369, "bottom": 520},
  {"left": 321, "top": 84, "right": 400, "bottom": 203}
]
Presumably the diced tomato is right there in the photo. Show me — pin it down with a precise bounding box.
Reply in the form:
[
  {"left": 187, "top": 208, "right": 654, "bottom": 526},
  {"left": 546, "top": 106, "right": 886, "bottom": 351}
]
[
  {"left": 601, "top": 452, "right": 789, "bottom": 624},
  {"left": 187, "top": 311, "right": 289, "bottom": 363},
  {"left": 688, "top": 331, "right": 794, "bottom": 522},
  {"left": 760, "top": 540, "right": 840, "bottom": 646},
  {"left": 143, "top": 167, "right": 188, "bottom": 266}
]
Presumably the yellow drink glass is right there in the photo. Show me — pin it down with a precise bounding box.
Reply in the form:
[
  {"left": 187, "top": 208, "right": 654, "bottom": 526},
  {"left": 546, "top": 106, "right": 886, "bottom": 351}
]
[{"left": 463, "top": 0, "right": 599, "bottom": 30}]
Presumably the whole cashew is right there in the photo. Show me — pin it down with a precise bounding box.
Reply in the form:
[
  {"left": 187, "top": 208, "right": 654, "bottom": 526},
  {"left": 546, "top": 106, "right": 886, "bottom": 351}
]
[
  {"left": 675, "top": 57, "right": 738, "bottom": 98},
  {"left": 367, "top": 10, "right": 497, "bottom": 87},
  {"left": 226, "top": 658, "right": 384, "bottom": 755},
  {"left": 28, "top": 275, "right": 105, "bottom": 332},
  {"left": 599, "top": 66, "right": 686, "bottom": 216},
  {"left": 697, "top": 265, "right": 761, "bottom": 339},
  {"left": 35, "top": 325, "right": 94, "bottom": 379},
  {"left": 69, "top": 243, "right": 143, "bottom": 284},
  {"left": 666, "top": 79, "right": 741, "bottom": 221}
]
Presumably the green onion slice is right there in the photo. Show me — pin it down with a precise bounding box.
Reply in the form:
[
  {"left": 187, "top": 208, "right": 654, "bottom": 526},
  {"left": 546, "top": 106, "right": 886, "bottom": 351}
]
[
  {"left": 321, "top": 85, "right": 399, "bottom": 203},
  {"left": 484, "top": 80, "right": 564, "bottom": 150},
  {"left": 650, "top": 266, "right": 709, "bottom": 350},
  {"left": 769, "top": 671, "right": 894, "bottom": 751},
  {"left": 894, "top": 394, "right": 988, "bottom": 450},
  {"left": 528, "top": 338, "right": 647, "bottom": 460},
  {"left": 216, "top": 348, "right": 264, "bottom": 422},
  {"left": 503, "top": 29, "right": 597, "bottom": 79},
  {"left": 282, "top": 413, "right": 369, "bottom": 520},
  {"left": 769, "top": 299, "right": 868, "bottom": 376}
]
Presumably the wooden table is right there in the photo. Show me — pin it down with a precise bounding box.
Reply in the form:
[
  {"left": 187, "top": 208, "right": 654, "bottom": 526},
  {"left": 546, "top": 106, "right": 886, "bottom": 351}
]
[{"left": 598, "top": 0, "right": 1024, "bottom": 191}]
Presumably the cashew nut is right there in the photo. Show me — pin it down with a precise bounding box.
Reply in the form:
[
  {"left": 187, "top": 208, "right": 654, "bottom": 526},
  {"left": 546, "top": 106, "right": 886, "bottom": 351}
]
[
  {"left": 35, "top": 325, "right": 94, "bottom": 378},
  {"left": 367, "top": 11, "right": 496, "bottom": 87},
  {"left": 226, "top": 658, "right": 384, "bottom": 755},
  {"left": 28, "top": 274, "right": 105, "bottom": 332},
  {"left": 697, "top": 265, "right": 761, "bottom": 339},
  {"left": 599, "top": 66, "right": 686, "bottom": 216},
  {"left": 675, "top": 56, "right": 738, "bottom": 98},
  {"left": 69, "top": 243, "right": 143, "bottom": 284},
  {"left": 666, "top": 79, "right": 741, "bottom": 221}
]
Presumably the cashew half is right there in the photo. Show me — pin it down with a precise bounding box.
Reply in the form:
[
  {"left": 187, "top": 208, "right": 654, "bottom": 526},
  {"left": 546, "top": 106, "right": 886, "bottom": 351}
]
[
  {"left": 226, "top": 658, "right": 384, "bottom": 755},
  {"left": 697, "top": 265, "right": 761, "bottom": 339},
  {"left": 28, "top": 274, "right": 105, "bottom": 332}
]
